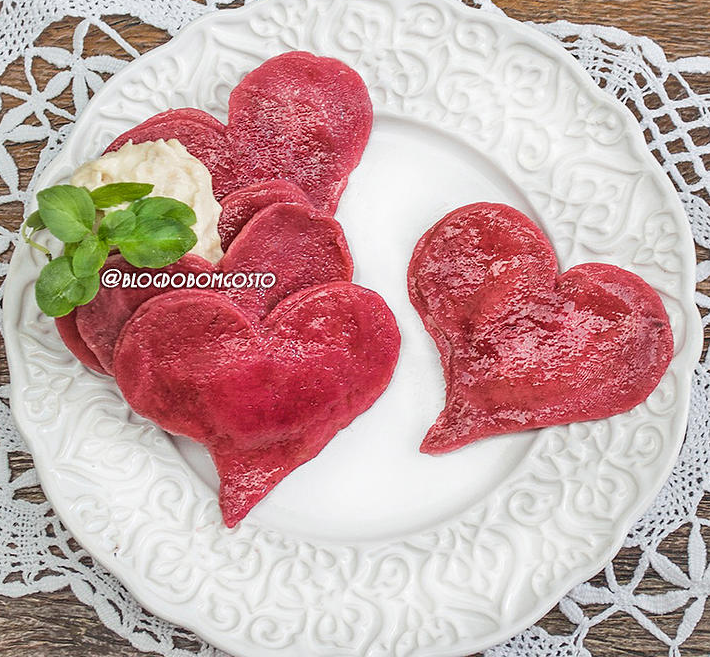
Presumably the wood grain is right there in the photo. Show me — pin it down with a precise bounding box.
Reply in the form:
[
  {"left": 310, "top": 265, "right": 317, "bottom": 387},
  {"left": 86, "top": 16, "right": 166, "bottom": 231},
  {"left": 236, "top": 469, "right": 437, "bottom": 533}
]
[
  {"left": 493, "top": 0, "right": 710, "bottom": 60},
  {"left": 1, "top": 2, "right": 709, "bottom": 656}
]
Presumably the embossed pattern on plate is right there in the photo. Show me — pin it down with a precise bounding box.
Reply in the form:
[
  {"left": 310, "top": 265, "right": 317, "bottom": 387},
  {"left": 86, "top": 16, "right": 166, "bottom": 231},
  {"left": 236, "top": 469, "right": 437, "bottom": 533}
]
[{"left": 3, "top": 0, "right": 701, "bottom": 655}]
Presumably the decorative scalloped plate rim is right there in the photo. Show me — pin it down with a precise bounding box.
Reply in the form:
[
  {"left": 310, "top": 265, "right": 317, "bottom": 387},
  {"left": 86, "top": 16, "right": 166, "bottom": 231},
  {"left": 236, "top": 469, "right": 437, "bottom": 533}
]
[{"left": 4, "top": 0, "right": 703, "bottom": 655}]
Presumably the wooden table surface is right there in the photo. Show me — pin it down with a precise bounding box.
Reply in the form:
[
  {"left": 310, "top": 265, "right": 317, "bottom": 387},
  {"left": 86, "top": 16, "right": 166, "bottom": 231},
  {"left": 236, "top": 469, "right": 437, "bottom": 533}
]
[{"left": 1, "top": 1, "right": 709, "bottom": 656}]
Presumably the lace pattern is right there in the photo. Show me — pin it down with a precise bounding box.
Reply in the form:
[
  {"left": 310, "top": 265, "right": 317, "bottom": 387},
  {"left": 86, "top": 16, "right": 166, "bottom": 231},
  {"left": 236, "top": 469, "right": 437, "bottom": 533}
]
[{"left": 1, "top": 1, "right": 709, "bottom": 655}]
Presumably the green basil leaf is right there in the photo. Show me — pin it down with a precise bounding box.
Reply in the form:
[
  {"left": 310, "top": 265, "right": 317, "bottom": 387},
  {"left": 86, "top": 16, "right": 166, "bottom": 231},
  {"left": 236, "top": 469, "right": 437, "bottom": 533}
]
[
  {"left": 66, "top": 273, "right": 100, "bottom": 307},
  {"left": 25, "top": 210, "right": 45, "bottom": 230},
  {"left": 98, "top": 209, "right": 137, "bottom": 243},
  {"left": 64, "top": 241, "right": 80, "bottom": 258},
  {"left": 34, "top": 256, "right": 81, "bottom": 317},
  {"left": 37, "top": 185, "right": 95, "bottom": 242},
  {"left": 116, "top": 216, "right": 197, "bottom": 268},
  {"left": 130, "top": 196, "right": 196, "bottom": 227},
  {"left": 89, "top": 182, "right": 154, "bottom": 208},
  {"left": 72, "top": 234, "right": 109, "bottom": 278}
]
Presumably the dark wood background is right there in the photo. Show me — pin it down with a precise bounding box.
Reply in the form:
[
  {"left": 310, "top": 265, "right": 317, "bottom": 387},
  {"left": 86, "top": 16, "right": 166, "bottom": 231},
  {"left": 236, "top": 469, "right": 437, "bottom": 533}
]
[{"left": 1, "top": 1, "right": 709, "bottom": 656}]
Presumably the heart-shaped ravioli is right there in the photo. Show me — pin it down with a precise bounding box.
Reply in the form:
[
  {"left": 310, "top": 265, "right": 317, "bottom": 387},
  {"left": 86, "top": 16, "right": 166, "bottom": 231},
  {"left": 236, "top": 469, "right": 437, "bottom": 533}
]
[
  {"left": 408, "top": 202, "right": 674, "bottom": 454},
  {"left": 106, "top": 51, "right": 373, "bottom": 213},
  {"left": 114, "top": 283, "right": 400, "bottom": 526}
]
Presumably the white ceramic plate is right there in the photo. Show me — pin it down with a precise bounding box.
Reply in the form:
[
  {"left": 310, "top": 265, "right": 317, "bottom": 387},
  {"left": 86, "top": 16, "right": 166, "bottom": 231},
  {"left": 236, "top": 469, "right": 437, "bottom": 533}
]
[{"left": 4, "top": 0, "right": 702, "bottom": 655}]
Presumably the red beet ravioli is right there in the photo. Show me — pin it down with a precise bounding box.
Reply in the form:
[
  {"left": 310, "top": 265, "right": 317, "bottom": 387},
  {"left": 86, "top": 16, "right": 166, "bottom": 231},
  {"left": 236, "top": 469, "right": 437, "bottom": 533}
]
[
  {"left": 55, "top": 312, "right": 107, "bottom": 375},
  {"left": 114, "top": 284, "right": 401, "bottom": 526},
  {"left": 408, "top": 202, "right": 674, "bottom": 454},
  {"left": 73, "top": 254, "right": 213, "bottom": 375},
  {"left": 106, "top": 51, "right": 373, "bottom": 213},
  {"left": 218, "top": 180, "right": 313, "bottom": 252},
  {"left": 60, "top": 202, "right": 353, "bottom": 375}
]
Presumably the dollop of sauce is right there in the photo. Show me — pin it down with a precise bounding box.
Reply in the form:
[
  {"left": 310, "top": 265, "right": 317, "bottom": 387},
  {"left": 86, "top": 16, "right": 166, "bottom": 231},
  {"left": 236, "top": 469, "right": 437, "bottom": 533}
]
[{"left": 71, "top": 139, "right": 223, "bottom": 263}]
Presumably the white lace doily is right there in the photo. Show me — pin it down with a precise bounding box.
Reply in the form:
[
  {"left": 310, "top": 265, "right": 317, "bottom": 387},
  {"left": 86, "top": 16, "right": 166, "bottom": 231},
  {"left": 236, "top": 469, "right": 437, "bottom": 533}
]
[{"left": 1, "top": 1, "right": 709, "bottom": 656}]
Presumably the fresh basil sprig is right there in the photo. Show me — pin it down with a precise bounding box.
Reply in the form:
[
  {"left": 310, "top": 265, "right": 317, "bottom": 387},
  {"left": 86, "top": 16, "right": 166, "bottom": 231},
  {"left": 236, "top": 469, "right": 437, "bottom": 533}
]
[{"left": 22, "top": 182, "right": 198, "bottom": 317}]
